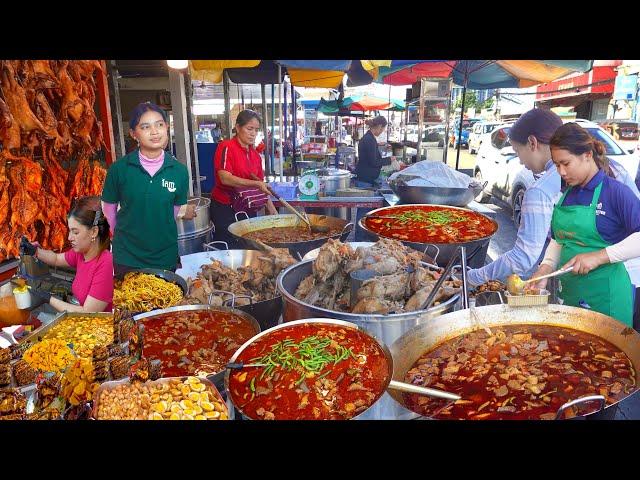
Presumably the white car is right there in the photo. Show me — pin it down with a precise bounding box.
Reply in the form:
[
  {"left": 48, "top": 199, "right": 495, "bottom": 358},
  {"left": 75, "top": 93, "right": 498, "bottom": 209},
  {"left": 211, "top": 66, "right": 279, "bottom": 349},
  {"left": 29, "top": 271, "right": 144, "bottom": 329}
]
[
  {"left": 474, "top": 119, "right": 640, "bottom": 227},
  {"left": 469, "top": 121, "right": 502, "bottom": 154}
]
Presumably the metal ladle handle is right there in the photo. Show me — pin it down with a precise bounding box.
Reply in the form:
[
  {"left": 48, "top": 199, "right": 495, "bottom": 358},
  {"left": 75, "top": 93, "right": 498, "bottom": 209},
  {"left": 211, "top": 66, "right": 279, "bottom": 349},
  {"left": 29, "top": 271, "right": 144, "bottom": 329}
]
[
  {"left": 526, "top": 266, "right": 574, "bottom": 285},
  {"left": 555, "top": 395, "right": 606, "bottom": 420},
  {"left": 341, "top": 222, "right": 355, "bottom": 236},
  {"left": 388, "top": 380, "right": 461, "bottom": 401}
]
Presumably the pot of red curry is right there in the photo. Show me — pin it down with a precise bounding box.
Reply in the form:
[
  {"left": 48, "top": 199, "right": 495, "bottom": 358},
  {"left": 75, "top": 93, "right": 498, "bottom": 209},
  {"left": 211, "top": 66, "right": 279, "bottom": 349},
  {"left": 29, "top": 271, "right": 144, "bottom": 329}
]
[
  {"left": 359, "top": 204, "right": 498, "bottom": 268},
  {"left": 228, "top": 213, "right": 353, "bottom": 260},
  {"left": 388, "top": 304, "right": 640, "bottom": 420},
  {"left": 133, "top": 304, "right": 261, "bottom": 391},
  {"left": 225, "top": 319, "right": 394, "bottom": 420}
]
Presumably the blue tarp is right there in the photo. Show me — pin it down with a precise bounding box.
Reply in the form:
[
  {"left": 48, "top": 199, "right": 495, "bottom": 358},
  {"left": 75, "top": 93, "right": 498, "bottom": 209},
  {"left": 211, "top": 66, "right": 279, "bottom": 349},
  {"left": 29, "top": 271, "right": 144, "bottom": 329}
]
[{"left": 301, "top": 100, "right": 320, "bottom": 108}]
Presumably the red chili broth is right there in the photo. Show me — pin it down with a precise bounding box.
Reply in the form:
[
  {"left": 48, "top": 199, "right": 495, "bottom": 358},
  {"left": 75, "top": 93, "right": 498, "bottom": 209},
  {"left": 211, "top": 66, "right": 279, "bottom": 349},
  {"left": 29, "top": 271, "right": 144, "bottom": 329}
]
[
  {"left": 364, "top": 205, "right": 497, "bottom": 244},
  {"left": 229, "top": 323, "right": 390, "bottom": 420}
]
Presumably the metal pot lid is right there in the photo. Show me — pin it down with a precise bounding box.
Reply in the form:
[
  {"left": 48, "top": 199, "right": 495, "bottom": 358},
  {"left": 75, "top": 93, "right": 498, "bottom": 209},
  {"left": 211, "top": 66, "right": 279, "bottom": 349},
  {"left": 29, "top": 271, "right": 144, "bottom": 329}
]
[{"left": 314, "top": 167, "right": 351, "bottom": 178}]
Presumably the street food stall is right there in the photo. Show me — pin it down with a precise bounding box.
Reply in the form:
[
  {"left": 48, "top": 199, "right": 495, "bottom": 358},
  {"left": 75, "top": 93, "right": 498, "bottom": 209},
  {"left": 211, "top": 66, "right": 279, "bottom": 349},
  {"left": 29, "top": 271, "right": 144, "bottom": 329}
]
[{"left": 2, "top": 59, "right": 639, "bottom": 421}]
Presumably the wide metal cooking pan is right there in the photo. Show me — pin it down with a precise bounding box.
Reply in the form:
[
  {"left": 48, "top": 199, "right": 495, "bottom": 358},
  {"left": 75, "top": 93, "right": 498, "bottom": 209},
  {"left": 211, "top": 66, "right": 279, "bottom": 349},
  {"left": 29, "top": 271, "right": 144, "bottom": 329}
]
[
  {"left": 224, "top": 318, "right": 397, "bottom": 420},
  {"left": 114, "top": 268, "right": 188, "bottom": 295},
  {"left": 389, "top": 179, "right": 484, "bottom": 207},
  {"left": 228, "top": 213, "right": 353, "bottom": 259},
  {"left": 176, "top": 249, "right": 283, "bottom": 330},
  {"left": 388, "top": 304, "right": 640, "bottom": 420},
  {"left": 358, "top": 204, "right": 498, "bottom": 268},
  {"left": 133, "top": 304, "right": 260, "bottom": 392},
  {"left": 276, "top": 259, "right": 460, "bottom": 348}
]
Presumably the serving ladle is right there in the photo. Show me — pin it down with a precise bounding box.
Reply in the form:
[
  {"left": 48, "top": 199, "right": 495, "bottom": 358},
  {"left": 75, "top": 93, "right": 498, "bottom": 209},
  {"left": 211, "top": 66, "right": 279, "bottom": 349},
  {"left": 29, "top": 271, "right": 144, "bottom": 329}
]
[
  {"left": 506, "top": 266, "right": 574, "bottom": 295},
  {"left": 226, "top": 362, "right": 460, "bottom": 401}
]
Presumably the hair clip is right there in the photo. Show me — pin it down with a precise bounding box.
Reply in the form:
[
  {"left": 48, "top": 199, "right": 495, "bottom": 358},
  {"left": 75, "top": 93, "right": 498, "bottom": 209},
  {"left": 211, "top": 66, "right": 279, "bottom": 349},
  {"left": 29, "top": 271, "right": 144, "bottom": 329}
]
[{"left": 93, "top": 209, "right": 102, "bottom": 227}]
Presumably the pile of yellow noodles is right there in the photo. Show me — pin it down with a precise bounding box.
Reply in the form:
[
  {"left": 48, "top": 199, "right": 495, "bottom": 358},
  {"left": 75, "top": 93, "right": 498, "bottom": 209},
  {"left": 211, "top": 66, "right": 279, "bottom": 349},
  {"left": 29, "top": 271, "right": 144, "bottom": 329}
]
[{"left": 113, "top": 272, "right": 183, "bottom": 313}]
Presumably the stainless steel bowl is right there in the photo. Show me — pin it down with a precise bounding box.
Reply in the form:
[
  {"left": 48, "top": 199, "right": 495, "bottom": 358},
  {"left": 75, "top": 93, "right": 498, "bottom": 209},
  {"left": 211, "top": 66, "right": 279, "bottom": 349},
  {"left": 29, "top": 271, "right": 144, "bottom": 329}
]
[
  {"left": 224, "top": 318, "right": 399, "bottom": 420},
  {"left": 176, "top": 250, "right": 283, "bottom": 331},
  {"left": 133, "top": 304, "right": 261, "bottom": 392},
  {"left": 115, "top": 268, "right": 188, "bottom": 295},
  {"left": 358, "top": 204, "right": 498, "bottom": 268}
]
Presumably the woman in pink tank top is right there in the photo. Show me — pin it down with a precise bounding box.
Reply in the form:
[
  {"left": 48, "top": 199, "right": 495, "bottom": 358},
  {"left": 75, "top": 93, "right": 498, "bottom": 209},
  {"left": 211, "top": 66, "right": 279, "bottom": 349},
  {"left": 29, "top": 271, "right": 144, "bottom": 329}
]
[{"left": 20, "top": 196, "right": 114, "bottom": 313}]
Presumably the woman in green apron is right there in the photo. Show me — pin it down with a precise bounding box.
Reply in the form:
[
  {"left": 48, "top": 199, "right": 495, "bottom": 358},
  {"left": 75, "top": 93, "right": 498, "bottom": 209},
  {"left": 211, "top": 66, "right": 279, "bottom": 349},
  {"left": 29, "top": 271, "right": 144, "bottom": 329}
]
[{"left": 531, "top": 123, "right": 640, "bottom": 327}]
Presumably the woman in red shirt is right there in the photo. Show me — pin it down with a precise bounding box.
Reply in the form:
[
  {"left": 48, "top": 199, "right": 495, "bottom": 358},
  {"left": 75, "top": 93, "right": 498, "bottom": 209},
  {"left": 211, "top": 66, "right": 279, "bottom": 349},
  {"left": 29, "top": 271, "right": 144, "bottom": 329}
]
[
  {"left": 20, "top": 196, "right": 114, "bottom": 312},
  {"left": 211, "top": 110, "right": 277, "bottom": 247}
]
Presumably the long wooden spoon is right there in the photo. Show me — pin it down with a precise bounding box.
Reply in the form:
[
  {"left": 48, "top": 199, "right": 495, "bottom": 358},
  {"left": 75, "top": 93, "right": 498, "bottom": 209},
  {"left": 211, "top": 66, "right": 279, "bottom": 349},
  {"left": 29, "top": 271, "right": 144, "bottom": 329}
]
[{"left": 250, "top": 174, "right": 328, "bottom": 233}]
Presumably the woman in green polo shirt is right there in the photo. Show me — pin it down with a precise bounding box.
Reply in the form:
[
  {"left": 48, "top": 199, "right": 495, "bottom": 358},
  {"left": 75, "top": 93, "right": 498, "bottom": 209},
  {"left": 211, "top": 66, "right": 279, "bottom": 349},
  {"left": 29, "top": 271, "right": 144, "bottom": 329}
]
[{"left": 101, "top": 102, "right": 196, "bottom": 275}]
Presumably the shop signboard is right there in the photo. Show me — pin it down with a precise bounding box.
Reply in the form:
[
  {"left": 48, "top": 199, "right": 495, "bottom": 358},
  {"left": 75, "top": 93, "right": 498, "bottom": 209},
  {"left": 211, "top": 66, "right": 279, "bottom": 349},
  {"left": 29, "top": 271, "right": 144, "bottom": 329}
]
[{"left": 614, "top": 74, "right": 638, "bottom": 101}]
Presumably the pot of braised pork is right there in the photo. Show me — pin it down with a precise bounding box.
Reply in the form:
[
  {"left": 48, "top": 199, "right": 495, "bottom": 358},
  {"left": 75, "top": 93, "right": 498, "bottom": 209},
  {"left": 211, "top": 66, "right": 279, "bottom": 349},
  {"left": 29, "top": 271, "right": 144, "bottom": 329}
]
[{"left": 388, "top": 304, "right": 640, "bottom": 420}]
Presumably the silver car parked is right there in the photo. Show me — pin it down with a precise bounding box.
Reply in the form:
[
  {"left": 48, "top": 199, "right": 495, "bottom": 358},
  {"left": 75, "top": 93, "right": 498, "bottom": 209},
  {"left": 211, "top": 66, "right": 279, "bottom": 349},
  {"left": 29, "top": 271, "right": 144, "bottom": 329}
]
[{"left": 474, "top": 119, "right": 640, "bottom": 227}]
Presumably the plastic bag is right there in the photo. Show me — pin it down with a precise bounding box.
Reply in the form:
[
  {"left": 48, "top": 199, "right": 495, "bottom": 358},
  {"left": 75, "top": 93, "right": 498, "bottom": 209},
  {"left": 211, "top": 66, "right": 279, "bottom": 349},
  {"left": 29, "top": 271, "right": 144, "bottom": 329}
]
[{"left": 388, "top": 160, "right": 474, "bottom": 188}]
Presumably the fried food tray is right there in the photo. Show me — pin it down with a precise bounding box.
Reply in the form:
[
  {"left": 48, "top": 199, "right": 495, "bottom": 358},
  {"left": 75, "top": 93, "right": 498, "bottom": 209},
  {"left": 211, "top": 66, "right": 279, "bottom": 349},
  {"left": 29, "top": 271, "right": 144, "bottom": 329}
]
[
  {"left": 504, "top": 290, "right": 550, "bottom": 307},
  {"left": 2, "top": 311, "right": 128, "bottom": 395},
  {"left": 92, "top": 375, "right": 230, "bottom": 420}
]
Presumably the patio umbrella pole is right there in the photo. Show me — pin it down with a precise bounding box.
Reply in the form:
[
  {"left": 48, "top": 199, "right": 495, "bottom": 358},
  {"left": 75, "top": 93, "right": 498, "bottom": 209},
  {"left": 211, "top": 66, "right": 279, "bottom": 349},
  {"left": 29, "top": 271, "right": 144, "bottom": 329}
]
[
  {"left": 454, "top": 72, "right": 468, "bottom": 171},
  {"left": 223, "top": 70, "right": 231, "bottom": 143},
  {"left": 417, "top": 77, "right": 425, "bottom": 163},
  {"left": 283, "top": 79, "right": 288, "bottom": 147},
  {"left": 261, "top": 83, "right": 269, "bottom": 176},
  {"left": 271, "top": 83, "right": 275, "bottom": 175},
  {"left": 291, "top": 84, "right": 298, "bottom": 175},
  {"left": 402, "top": 102, "right": 408, "bottom": 163},
  {"left": 278, "top": 64, "right": 284, "bottom": 182},
  {"left": 387, "top": 84, "right": 391, "bottom": 127}
]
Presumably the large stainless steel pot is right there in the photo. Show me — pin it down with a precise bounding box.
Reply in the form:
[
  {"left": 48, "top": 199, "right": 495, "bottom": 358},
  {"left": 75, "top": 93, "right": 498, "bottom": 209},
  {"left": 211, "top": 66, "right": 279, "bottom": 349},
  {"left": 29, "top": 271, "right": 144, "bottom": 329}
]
[
  {"left": 176, "top": 197, "right": 211, "bottom": 236},
  {"left": 388, "top": 304, "right": 640, "bottom": 420},
  {"left": 314, "top": 167, "right": 353, "bottom": 194},
  {"left": 224, "top": 318, "right": 395, "bottom": 420},
  {"left": 228, "top": 213, "right": 353, "bottom": 259},
  {"left": 133, "top": 304, "right": 260, "bottom": 393},
  {"left": 276, "top": 259, "right": 460, "bottom": 348},
  {"left": 358, "top": 204, "right": 498, "bottom": 268},
  {"left": 177, "top": 222, "right": 214, "bottom": 256},
  {"left": 389, "top": 179, "right": 484, "bottom": 207},
  {"left": 176, "top": 249, "right": 283, "bottom": 330}
]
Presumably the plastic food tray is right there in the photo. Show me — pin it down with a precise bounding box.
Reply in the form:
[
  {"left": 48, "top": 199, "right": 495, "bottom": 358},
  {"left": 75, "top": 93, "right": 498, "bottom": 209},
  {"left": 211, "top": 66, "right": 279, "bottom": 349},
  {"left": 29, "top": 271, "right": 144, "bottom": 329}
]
[{"left": 504, "top": 290, "right": 550, "bottom": 307}]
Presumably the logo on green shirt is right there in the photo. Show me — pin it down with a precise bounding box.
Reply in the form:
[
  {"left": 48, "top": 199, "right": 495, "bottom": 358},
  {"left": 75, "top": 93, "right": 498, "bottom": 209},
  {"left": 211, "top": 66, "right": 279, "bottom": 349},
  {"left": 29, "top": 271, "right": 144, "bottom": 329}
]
[{"left": 162, "top": 178, "right": 176, "bottom": 193}]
